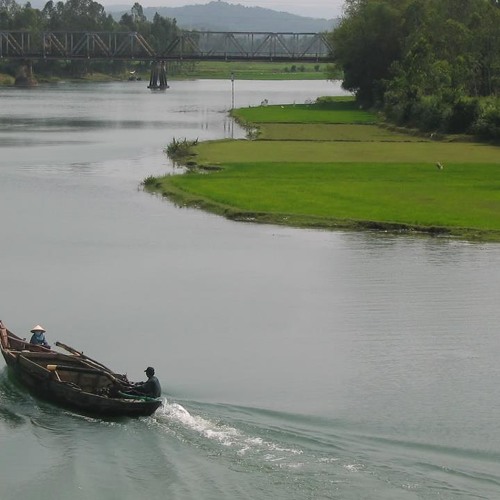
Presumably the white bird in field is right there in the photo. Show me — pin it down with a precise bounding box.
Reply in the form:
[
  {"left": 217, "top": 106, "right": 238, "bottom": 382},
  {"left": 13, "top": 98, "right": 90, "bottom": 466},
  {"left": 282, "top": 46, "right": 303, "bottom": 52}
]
[{"left": 436, "top": 162, "right": 444, "bottom": 170}]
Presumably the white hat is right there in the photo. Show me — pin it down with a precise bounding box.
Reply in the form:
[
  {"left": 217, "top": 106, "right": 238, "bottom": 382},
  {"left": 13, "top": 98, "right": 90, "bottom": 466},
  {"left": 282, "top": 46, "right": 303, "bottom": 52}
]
[{"left": 31, "top": 324, "right": 46, "bottom": 333}]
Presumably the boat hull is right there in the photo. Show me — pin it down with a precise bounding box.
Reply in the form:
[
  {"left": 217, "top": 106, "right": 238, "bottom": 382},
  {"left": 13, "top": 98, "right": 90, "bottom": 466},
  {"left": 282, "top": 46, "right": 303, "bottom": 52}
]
[{"left": 1, "top": 322, "right": 162, "bottom": 418}]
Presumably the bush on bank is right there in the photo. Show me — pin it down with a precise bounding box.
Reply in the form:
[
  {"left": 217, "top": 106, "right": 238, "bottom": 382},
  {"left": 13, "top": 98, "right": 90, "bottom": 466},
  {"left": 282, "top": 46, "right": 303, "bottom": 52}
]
[
  {"left": 384, "top": 92, "right": 500, "bottom": 141},
  {"left": 0, "top": 73, "right": 15, "bottom": 85},
  {"left": 472, "top": 98, "right": 500, "bottom": 141}
]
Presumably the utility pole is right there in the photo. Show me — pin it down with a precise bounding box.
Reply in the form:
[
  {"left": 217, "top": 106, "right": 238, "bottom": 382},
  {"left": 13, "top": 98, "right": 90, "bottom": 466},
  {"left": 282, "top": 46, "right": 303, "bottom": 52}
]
[{"left": 230, "top": 72, "right": 235, "bottom": 110}]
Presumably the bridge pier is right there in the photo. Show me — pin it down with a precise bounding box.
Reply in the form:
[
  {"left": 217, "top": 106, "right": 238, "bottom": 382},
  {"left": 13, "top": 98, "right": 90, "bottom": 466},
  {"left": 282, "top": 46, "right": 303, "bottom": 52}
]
[
  {"left": 148, "top": 61, "right": 169, "bottom": 90},
  {"left": 15, "top": 60, "right": 38, "bottom": 87}
]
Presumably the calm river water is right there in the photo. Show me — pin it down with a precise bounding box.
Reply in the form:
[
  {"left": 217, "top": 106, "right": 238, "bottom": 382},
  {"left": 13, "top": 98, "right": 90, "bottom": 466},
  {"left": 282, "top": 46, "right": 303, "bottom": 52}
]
[{"left": 1, "top": 80, "right": 499, "bottom": 499}]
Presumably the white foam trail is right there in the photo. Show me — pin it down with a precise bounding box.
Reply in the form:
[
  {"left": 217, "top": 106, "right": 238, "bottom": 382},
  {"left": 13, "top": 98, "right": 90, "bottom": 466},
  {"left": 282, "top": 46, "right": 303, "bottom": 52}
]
[
  {"left": 166, "top": 402, "right": 239, "bottom": 446},
  {"left": 156, "top": 400, "right": 302, "bottom": 460}
]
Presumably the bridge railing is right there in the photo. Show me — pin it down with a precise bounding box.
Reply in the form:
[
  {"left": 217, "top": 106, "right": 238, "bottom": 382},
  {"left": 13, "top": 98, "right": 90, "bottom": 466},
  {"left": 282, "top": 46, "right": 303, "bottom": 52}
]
[
  {"left": 0, "top": 31, "right": 32, "bottom": 58},
  {"left": 160, "top": 32, "right": 333, "bottom": 61},
  {"left": 0, "top": 30, "right": 333, "bottom": 61},
  {"left": 0, "top": 31, "right": 156, "bottom": 59}
]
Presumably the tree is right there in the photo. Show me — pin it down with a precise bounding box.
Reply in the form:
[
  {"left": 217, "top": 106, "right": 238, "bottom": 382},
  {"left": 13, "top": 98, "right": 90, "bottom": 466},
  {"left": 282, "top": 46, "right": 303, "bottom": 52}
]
[
  {"left": 54, "top": 0, "right": 109, "bottom": 31},
  {"left": 330, "top": 0, "right": 500, "bottom": 104},
  {"left": 131, "top": 2, "right": 145, "bottom": 23},
  {"left": 328, "top": 0, "right": 500, "bottom": 136},
  {"left": 120, "top": 2, "right": 148, "bottom": 34},
  {"left": 149, "top": 12, "right": 178, "bottom": 52},
  {"left": 0, "top": 0, "right": 21, "bottom": 28},
  {"left": 329, "top": 0, "right": 406, "bottom": 106},
  {"left": 11, "top": 3, "right": 44, "bottom": 30}
]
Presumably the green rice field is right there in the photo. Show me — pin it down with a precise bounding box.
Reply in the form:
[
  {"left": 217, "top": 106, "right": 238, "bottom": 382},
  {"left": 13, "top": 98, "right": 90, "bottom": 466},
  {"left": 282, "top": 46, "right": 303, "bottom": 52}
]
[{"left": 147, "top": 98, "right": 500, "bottom": 241}]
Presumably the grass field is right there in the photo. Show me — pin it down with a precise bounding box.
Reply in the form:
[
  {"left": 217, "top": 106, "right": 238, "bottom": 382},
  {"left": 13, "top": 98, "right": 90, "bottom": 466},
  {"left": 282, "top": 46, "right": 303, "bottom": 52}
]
[
  {"left": 232, "top": 98, "right": 376, "bottom": 124},
  {"left": 165, "top": 162, "right": 500, "bottom": 229},
  {"left": 255, "top": 123, "right": 429, "bottom": 141},
  {"left": 171, "top": 61, "right": 335, "bottom": 80},
  {"left": 146, "top": 97, "right": 500, "bottom": 241},
  {"left": 193, "top": 139, "right": 500, "bottom": 164}
]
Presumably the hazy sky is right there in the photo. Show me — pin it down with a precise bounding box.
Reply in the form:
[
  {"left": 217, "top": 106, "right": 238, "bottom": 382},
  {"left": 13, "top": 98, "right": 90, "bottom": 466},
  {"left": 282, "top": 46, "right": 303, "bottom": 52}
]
[{"left": 105, "top": 0, "right": 346, "bottom": 19}]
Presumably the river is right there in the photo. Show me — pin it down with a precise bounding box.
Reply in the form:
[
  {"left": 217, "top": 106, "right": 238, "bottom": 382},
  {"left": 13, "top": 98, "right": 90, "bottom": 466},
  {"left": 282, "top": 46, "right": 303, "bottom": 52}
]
[{"left": 1, "top": 79, "right": 499, "bottom": 499}]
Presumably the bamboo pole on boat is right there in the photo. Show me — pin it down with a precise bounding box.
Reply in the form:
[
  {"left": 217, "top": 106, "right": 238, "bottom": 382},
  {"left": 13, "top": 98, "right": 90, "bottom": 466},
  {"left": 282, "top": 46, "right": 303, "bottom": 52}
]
[
  {"left": 47, "top": 363, "right": 131, "bottom": 387},
  {"left": 55, "top": 341, "right": 134, "bottom": 386}
]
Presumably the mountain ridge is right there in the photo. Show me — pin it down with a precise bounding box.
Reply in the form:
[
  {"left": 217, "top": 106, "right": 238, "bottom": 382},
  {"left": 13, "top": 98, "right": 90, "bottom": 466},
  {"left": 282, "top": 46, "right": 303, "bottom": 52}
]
[{"left": 110, "top": 1, "right": 339, "bottom": 32}]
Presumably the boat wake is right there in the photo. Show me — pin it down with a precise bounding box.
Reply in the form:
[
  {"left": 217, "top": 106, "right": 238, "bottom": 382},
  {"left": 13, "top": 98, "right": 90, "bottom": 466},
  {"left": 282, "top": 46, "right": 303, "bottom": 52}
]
[
  {"left": 153, "top": 399, "right": 304, "bottom": 464},
  {"left": 145, "top": 399, "right": 371, "bottom": 499},
  {"left": 147, "top": 398, "right": 500, "bottom": 500}
]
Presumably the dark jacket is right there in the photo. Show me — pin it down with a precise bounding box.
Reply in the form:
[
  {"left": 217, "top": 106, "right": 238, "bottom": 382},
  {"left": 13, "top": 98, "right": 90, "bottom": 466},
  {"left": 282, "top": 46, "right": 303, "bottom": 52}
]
[{"left": 135, "top": 375, "right": 161, "bottom": 398}]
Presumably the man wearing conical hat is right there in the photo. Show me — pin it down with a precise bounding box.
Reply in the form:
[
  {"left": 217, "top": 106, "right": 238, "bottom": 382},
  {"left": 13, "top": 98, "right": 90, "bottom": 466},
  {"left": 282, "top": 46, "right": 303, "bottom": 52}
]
[{"left": 30, "top": 324, "right": 51, "bottom": 349}]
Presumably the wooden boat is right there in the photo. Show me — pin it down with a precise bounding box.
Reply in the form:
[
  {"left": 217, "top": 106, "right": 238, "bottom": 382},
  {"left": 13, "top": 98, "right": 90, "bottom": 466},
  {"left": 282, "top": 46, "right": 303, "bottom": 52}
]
[{"left": 0, "top": 320, "right": 162, "bottom": 417}]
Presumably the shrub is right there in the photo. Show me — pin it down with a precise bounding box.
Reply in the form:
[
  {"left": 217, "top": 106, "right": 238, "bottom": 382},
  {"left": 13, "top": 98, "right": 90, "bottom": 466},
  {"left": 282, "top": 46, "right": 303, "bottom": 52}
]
[
  {"left": 383, "top": 89, "right": 413, "bottom": 125},
  {"left": 406, "top": 95, "right": 449, "bottom": 132},
  {"left": 446, "top": 97, "right": 480, "bottom": 134},
  {"left": 142, "top": 175, "right": 162, "bottom": 188},
  {"left": 472, "top": 99, "right": 500, "bottom": 141},
  {"left": 165, "top": 137, "right": 199, "bottom": 159}
]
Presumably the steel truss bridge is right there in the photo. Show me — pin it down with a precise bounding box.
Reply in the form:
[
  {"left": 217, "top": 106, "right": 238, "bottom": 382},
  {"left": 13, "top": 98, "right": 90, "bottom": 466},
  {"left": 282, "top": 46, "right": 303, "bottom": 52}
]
[{"left": 0, "top": 30, "right": 332, "bottom": 62}]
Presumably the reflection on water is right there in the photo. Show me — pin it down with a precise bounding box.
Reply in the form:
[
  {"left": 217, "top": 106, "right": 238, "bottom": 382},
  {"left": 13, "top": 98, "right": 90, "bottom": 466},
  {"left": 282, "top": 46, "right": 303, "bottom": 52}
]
[{"left": 0, "top": 116, "right": 181, "bottom": 130}]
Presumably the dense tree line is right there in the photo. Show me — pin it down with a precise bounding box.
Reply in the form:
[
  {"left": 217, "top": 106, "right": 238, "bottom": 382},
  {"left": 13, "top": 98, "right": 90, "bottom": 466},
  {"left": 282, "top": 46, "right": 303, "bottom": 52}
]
[
  {"left": 0, "top": 0, "right": 178, "bottom": 41},
  {"left": 0, "top": 0, "right": 179, "bottom": 77},
  {"left": 330, "top": 0, "right": 500, "bottom": 139}
]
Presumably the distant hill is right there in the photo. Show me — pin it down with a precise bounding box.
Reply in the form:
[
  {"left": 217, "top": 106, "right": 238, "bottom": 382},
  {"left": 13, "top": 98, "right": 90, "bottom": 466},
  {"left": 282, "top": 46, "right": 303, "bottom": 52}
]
[{"left": 109, "top": 1, "right": 339, "bottom": 32}]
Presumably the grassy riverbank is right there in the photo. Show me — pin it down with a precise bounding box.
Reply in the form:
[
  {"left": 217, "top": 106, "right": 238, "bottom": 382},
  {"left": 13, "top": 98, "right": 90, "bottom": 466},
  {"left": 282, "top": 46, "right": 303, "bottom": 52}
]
[
  {"left": 1, "top": 60, "right": 337, "bottom": 85},
  {"left": 171, "top": 61, "right": 332, "bottom": 80},
  {"left": 145, "top": 97, "right": 500, "bottom": 241},
  {"left": 125, "top": 61, "right": 333, "bottom": 81}
]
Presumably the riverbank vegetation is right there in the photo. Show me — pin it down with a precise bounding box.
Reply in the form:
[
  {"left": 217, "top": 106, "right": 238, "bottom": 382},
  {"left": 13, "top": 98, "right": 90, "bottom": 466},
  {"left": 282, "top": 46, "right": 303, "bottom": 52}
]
[
  {"left": 144, "top": 97, "right": 500, "bottom": 242},
  {"left": 170, "top": 61, "right": 334, "bottom": 81},
  {"left": 123, "top": 60, "right": 334, "bottom": 82},
  {"left": 329, "top": 0, "right": 500, "bottom": 142},
  {"left": 0, "top": 72, "right": 14, "bottom": 85},
  {"left": 165, "top": 138, "right": 199, "bottom": 161}
]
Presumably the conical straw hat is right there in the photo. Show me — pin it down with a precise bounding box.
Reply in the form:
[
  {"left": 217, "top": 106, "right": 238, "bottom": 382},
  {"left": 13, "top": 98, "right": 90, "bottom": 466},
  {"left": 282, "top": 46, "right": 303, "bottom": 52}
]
[{"left": 30, "top": 324, "right": 46, "bottom": 333}]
